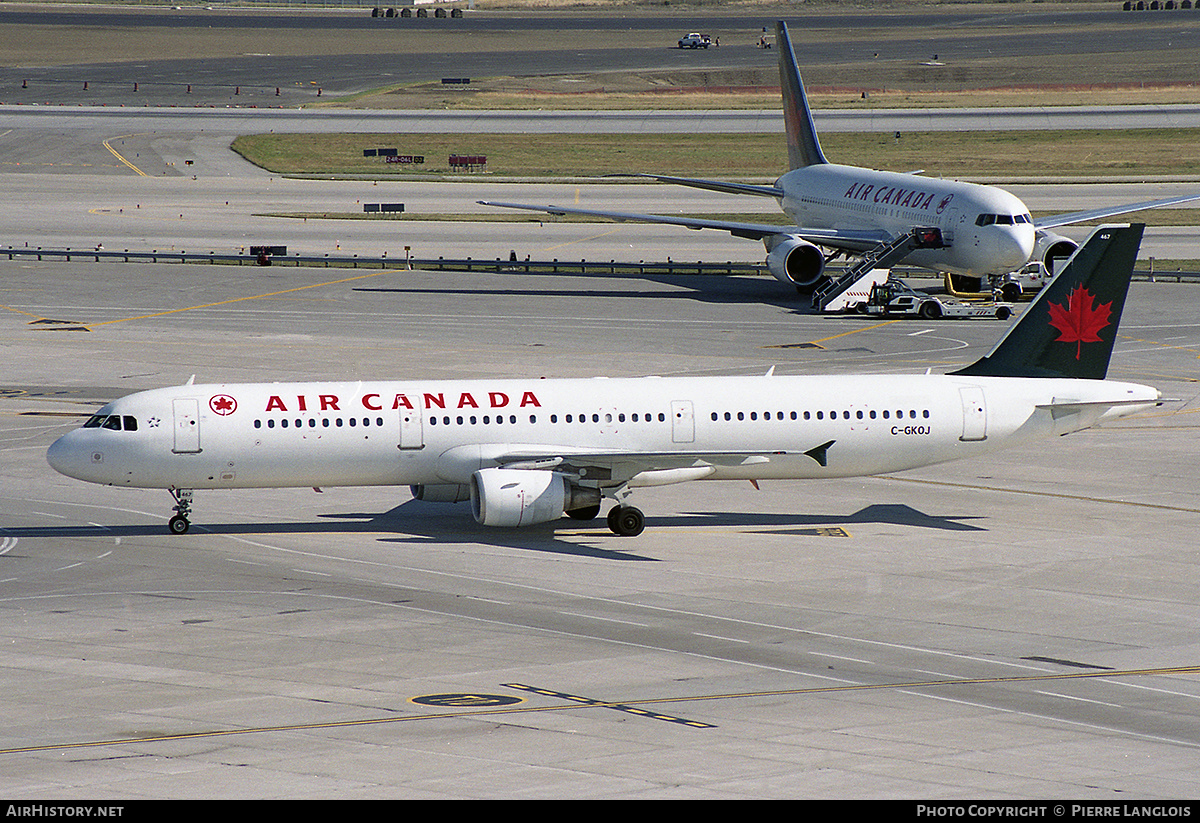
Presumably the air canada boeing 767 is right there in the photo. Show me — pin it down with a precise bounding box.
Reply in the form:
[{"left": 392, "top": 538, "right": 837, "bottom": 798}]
[
  {"left": 48, "top": 224, "right": 1158, "bottom": 536},
  {"left": 483, "top": 21, "right": 1200, "bottom": 298}
]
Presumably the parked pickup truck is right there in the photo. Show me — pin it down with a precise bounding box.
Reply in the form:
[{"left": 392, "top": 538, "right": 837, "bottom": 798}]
[{"left": 678, "top": 33, "right": 711, "bottom": 48}]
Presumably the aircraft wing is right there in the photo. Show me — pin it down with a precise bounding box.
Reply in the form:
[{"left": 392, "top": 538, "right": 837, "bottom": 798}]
[
  {"left": 1035, "top": 192, "right": 1200, "bottom": 230},
  {"left": 479, "top": 200, "right": 889, "bottom": 248},
  {"left": 492, "top": 441, "right": 835, "bottom": 485},
  {"left": 604, "top": 173, "right": 785, "bottom": 198}
]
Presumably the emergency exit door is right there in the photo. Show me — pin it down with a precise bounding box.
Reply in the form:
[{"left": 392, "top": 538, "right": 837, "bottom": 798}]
[{"left": 172, "top": 398, "right": 201, "bottom": 453}]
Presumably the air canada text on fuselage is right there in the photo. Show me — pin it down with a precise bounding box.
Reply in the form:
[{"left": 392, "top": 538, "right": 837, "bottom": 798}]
[
  {"left": 260, "top": 390, "right": 543, "bottom": 414},
  {"left": 842, "top": 181, "right": 948, "bottom": 212}
]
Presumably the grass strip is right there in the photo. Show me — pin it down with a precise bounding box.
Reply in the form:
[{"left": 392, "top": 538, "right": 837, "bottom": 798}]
[{"left": 232, "top": 129, "right": 1200, "bottom": 180}]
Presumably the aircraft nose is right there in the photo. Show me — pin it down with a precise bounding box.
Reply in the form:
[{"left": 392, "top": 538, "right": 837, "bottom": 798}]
[
  {"left": 46, "top": 431, "right": 88, "bottom": 480},
  {"left": 999, "top": 225, "right": 1036, "bottom": 270}
]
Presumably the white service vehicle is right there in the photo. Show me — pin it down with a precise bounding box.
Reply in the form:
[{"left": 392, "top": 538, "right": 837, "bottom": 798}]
[
  {"left": 946, "top": 261, "right": 1051, "bottom": 302},
  {"left": 992, "top": 261, "right": 1051, "bottom": 301},
  {"left": 864, "top": 279, "right": 1013, "bottom": 320},
  {"left": 678, "top": 32, "right": 711, "bottom": 48}
]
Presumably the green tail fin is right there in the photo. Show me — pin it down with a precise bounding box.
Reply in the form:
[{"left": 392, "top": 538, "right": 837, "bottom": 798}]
[{"left": 951, "top": 224, "right": 1144, "bottom": 380}]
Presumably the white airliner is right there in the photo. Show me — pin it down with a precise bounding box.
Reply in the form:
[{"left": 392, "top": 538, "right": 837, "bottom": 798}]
[
  {"left": 483, "top": 21, "right": 1200, "bottom": 296},
  {"left": 48, "top": 224, "right": 1158, "bottom": 537}
]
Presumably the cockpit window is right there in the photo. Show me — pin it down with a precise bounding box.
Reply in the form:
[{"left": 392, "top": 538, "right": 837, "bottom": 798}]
[
  {"left": 976, "top": 213, "right": 1032, "bottom": 227},
  {"left": 83, "top": 414, "right": 137, "bottom": 431}
]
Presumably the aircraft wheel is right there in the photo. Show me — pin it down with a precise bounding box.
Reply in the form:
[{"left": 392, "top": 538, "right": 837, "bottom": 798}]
[
  {"left": 608, "top": 506, "right": 645, "bottom": 537},
  {"left": 566, "top": 504, "right": 601, "bottom": 521},
  {"left": 168, "top": 515, "right": 191, "bottom": 535}
]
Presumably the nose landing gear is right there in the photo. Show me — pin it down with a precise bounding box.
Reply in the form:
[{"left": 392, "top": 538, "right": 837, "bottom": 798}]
[{"left": 168, "top": 488, "right": 194, "bottom": 534}]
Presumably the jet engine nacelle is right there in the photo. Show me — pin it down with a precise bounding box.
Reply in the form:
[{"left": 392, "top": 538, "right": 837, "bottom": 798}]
[
  {"left": 764, "top": 235, "right": 826, "bottom": 291},
  {"left": 469, "top": 468, "right": 601, "bottom": 527},
  {"left": 410, "top": 483, "right": 470, "bottom": 503},
  {"left": 1033, "top": 230, "right": 1079, "bottom": 276}
]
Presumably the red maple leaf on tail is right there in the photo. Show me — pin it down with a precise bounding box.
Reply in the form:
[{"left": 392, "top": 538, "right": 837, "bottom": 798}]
[{"left": 1047, "top": 285, "right": 1113, "bottom": 360}]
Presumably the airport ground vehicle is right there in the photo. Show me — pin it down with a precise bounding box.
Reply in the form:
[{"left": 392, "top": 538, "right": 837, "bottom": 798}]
[
  {"left": 863, "top": 279, "right": 1013, "bottom": 320},
  {"left": 993, "top": 261, "right": 1050, "bottom": 301},
  {"left": 947, "top": 261, "right": 1051, "bottom": 302},
  {"left": 678, "top": 33, "right": 711, "bottom": 48}
]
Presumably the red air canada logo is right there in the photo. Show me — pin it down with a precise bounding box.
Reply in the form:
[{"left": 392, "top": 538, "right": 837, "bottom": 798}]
[
  {"left": 1047, "top": 284, "right": 1113, "bottom": 360},
  {"left": 209, "top": 394, "right": 238, "bottom": 416}
]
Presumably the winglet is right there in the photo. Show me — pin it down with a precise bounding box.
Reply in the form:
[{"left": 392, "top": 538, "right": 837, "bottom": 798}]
[
  {"left": 951, "top": 224, "right": 1144, "bottom": 380},
  {"left": 776, "top": 20, "right": 828, "bottom": 170}
]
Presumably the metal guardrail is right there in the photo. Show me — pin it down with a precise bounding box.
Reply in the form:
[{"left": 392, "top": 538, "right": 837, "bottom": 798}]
[
  {"left": 2, "top": 246, "right": 1197, "bottom": 282},
  {"left": 0, "top": 246, "right": 766, "bottom": 277}
]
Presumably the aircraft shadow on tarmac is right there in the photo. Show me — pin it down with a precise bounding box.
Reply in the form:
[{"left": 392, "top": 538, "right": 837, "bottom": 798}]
[
  {"left": 355, "top": 267, "right": 810, "bottom": 311},
  {"left": 2, "top": 502, "right": 984, "bottom": 562}
]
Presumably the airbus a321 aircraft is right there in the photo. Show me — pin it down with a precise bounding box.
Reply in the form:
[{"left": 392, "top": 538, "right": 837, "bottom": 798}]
[
  {"left": 483, "top": 21, "right": 1200, "bottom": 297},
  {"left": 48, "top": 224, "right": 1158, "bottom": 537}
]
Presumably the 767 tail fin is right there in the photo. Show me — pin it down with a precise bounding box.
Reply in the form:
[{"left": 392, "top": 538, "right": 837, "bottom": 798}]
[
  {"left": 951, "top": 223, "right": 1144, "bottom": 380},
  {"left": 776, "top": 21, "right": 828, "bottom": 170}
]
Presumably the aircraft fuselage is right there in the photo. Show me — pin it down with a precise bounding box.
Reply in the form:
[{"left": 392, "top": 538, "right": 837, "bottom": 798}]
[
  {"left": 47, "top": 374, "right": 1157, "bottom": 493},
  {"left": 777, "top": 164, "right": 1036, "bottom": 276}
]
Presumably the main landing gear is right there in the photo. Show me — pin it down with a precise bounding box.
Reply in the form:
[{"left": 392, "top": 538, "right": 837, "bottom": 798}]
[
  {"left": 566, "top": 500, "right": 645, "bottom": 536},
  {"left": 606, "top": 505, "right": 645, "bottom": 537},
  {"left": 168, "top": 488, "right": 193, "bottom": 535}
]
